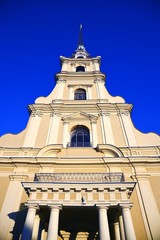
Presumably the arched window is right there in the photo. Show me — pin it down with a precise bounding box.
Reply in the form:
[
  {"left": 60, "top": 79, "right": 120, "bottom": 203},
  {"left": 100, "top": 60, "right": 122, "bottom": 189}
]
[
  {"left": 70, "top": 126, "right": 90, "bottom": 147},
  {"left": 76, "top": 66, "right": 85, "bottom": 72},
  {"left": 74, "top": 88, "right": 86, "bottom": 100}
]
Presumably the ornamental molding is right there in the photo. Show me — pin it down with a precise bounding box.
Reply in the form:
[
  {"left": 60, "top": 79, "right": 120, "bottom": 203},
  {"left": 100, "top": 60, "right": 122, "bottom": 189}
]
[
  {"left": 9, "top": 174, "right": 28, "bottom": 181},
  {"left": 57, "top": 79, "right": 66, "bottom": 84},
  {"left": 60, "top": 56, "right": 101, "bottom": 63},
  {"left": 94, "top": 78, "right": 105, "bottom": 83},
  {"left": 31, "top": 110, "right": 43, "bottom": 117},
  {"left": 61, "top": 111, "right": 98, "bottom": 122},
  {"left": 99, "top": 111, "right": 110, "bottom": 117},
  {"left": 70, "top": 62, "right": 90, "bottom": 66},
  {"left": 50, "top": 112, "right": 61, "bottom": 117},
  {"left": 22, "top": 180, "right": 136, "bottom": 204},
  {"left": 117, "top": 111, "right": 130, "bottom": 117},
  {"left": 67, "top": 84, "right": 93, "bottom": 89}
]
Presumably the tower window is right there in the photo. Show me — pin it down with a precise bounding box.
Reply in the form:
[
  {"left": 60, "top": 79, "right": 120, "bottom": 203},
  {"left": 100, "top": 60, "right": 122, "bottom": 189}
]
[
  {"left": 76, "top": 66, "right": 85, "bottom": 72},
  {"left": 74, "top": 88, "right": 86, "bottom": 100},
  {"left": 70, "top": 126, "right": 90, "bottom": 147}
]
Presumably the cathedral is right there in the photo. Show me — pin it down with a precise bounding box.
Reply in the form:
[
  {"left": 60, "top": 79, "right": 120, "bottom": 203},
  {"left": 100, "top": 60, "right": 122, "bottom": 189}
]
[{"left": 0, "top": 27, "right": 160, "bottom": 240}]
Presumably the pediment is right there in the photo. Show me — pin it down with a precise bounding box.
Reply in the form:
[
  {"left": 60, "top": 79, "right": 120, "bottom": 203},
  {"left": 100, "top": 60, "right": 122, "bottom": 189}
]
[{"left": 62, "top": 112, "right": 98, "bottom": 121}]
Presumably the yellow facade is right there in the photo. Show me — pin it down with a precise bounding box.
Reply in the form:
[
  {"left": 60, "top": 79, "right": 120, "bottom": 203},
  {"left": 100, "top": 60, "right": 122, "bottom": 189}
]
[{"left": 0, "top": 31, "right": 160, "bottom": 240}]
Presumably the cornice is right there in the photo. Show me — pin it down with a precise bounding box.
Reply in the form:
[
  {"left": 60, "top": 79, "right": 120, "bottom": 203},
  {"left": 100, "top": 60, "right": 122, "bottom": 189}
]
[
  {"left": 0, "top": 156, "right": 160, "bottom": 167},
  {"left": 55, "top": 71, "right": 105, "bottom": 80},
  {"left": 60, "top": 56, "right": 101, "bottom": 63},
  {"left": 0, "top": 146, "right": 159, "bottom": 159},
  {"left": 28, "top": 103, "right": 133, "bottom": 113},
  {"left": 67, "top": 84, "right": 93, "bottom": 88},
  {"left": 96, "top": 103, "right": 133, "bottom": 113}
]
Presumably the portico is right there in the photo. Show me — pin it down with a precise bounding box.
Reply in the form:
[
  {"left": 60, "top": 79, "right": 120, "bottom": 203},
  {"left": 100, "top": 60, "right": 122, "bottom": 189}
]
[{"left": 21, "top": 172, "right": 136, "bottom": 239}]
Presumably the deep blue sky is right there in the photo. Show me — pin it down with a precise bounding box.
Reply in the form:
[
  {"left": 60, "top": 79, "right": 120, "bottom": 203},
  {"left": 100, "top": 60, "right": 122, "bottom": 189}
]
[{"left": 0, "top": 0, "right": 160, "bottom": 137}]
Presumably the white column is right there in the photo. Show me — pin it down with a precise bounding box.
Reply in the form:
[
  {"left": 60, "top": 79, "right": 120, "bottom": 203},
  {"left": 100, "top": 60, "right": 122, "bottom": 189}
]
[
  {"left": 119, "top": 215, "right": 125, "bottom": 240},
  {"left": 91, "top": 121, "right": 98, "bottom": 148},
  {"left": 21, "top": 204, "right": 38, "bottom": 240},
  {"left": 47, "top": 113, "right": 60, "bottom": 145},
  {"left": 135, "top": 174, "right": 160, "bottom": 239},
  {"left": 47, "top": 205, "right": 61, "bottom": 240},
  {"left": 0, "top": 175, "right": 28, "bottom": 240},
  {"left": 62, "top": 121, "right": 69, "bottom": 147},
  {"left": 98, "top": 206, "right": 110, "bottom": 240},
  {"left": 23, "top": 111, "right": 42, "bottom": 147},
  {"left": 113, "top": 221, "right": 121, "bottom": 240},
  {"left": 32, "top": 214, "right": 40, "bottom": 240},
  {"left": 121, "top": 204, "right": 136, "bottom": 240}
]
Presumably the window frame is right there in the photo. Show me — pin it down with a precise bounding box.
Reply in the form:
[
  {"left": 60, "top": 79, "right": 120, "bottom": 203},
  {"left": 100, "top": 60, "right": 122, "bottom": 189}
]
[
  {"left": 70, "top": 126, "right": 91, "bottom": 147},
  {"left": 74, "top": 88, "right": 86, "bottom": 100}
]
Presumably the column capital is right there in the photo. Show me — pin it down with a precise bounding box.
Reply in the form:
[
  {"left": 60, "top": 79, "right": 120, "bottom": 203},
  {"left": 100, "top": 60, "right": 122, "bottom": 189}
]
[
  {"left": 25, "top": 203, "right": 39, "bottom": 210},
  {"left": 96, "top": 204, "right": 110, "bottom": 210},
  {"left": 48, "top": 204, "right": 62, "bottom": 210},
  {"left": 119, "top": 203, "right": 133, "bottom": 210}
]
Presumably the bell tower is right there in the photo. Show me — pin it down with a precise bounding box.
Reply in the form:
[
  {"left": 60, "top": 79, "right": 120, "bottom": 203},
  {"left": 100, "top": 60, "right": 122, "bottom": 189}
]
[{"left": 0, "top": 26, "right": 160, "bottom": 240}]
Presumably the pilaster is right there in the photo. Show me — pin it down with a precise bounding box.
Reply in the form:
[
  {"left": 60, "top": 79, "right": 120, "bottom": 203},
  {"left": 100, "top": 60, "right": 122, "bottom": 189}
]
[
  {"left": 46, "top": 112, "right": 61, "bottom": 145},
  {"left": 91, "top": 120, "right": 98, "bottom": 148},
  {"left": 0, "top": 174, "right": 28, "bottom": 240},
  {"left": 23, "top": 111, "right": 42, "bottom": 147},
  {"left": 99, "top": 112, "right": 114, "bottom": 145},
  {"left": 133, "top": 174, "right": 160, "bottom": 240},
  {"left": 62, "top": 121, "right": 69, "bottom": 147},
  {"left": 117, "top": 111, "right": 137, "bottom": 146}
]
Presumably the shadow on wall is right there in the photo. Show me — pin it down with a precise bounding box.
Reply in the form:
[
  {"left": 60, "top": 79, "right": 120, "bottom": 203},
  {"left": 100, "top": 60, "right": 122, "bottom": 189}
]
[
  {"left": 8, "top": 203, "right": 27, "bottom": 240},
  {"left": 8, "top": 204, "right": 47, "bottom": 240}
]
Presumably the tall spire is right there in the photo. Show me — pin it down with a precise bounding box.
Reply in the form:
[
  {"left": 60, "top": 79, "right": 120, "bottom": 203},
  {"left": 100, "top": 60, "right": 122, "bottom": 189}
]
[
  {"left": 72, "top": 25, "right": 90, "bottom": 58},
  {"left": 78, "top": 24, "right": 83, "bottom": 47}
]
